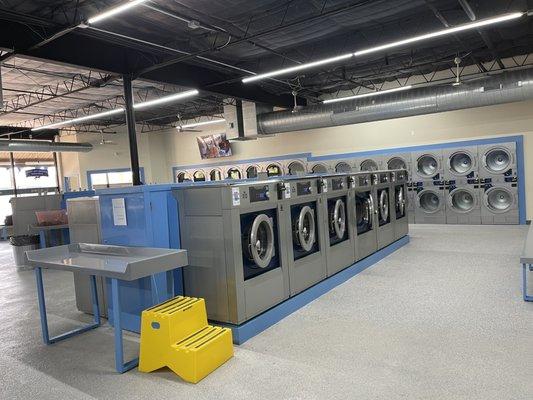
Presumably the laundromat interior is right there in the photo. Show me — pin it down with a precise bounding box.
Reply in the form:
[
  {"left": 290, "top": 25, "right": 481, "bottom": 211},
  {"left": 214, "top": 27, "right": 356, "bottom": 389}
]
[{"left": 0, "top": 1, "right": 532, "bottom": 399}]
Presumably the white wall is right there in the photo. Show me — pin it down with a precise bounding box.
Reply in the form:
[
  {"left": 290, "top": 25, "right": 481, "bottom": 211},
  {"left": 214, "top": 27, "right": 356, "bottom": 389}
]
[{"left": 58, "top": 99, "right": 533, "bottom": 217}]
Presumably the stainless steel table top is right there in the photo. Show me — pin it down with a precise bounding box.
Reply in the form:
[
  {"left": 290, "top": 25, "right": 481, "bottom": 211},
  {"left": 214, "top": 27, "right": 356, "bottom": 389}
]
[
  {"left": 520, "top": 225, "right": 533, "bottom": 264},
  {"left": 26, "top": 243, "right": 188, "bottom": 280}
]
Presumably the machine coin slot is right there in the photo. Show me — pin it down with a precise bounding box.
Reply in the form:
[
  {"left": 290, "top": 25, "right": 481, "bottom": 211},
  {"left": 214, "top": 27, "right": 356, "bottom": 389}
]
[
  {"left": 249, "top": 185, "right": 270, "bottom": 202},
  {"left": 297, "top": 181, "right": 313, "bottom": 196}
]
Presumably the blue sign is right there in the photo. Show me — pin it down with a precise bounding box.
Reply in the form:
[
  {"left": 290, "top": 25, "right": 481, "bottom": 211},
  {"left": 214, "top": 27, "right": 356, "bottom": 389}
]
[{"left": 26, "top": 168, "right": 49, "bottom": 178}]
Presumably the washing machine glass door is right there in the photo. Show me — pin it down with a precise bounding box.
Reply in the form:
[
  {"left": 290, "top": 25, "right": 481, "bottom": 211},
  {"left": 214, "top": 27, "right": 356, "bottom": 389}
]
[
  {"left": 449, "top": 152, "right": 472, "bottom": 175},
  {"left": 356, "top": 194, "right": 371, "bottom": 233},
  {"left": 379, "top": 189, "right": 389, "bottom": 223},
  {"left": 294, "top": 205, "right": 316, "bottom": 252},
  {"left": 450, "top": 189, "right": 475, "bottom": 212},
  {"left": 245, "top": 214, "right": 275, "bottom": 268},
  {"left": 485, "top": 187, "right": 513, "bottom": 213},
  {"left": 417, "top": 155, "right": 438, "bottom": 177},
  {"left": 329, "top": 199, "right": 346, "bottom": 239},
  {"left": 388, "top": 157, "right": 406, "bottom": 170},
  {"left": 419, "top": 190, "right": 441, "bottom": 213},
  {"left": 360, "top": 159, "right": 378, "bottom": 171},
  {"left": 484, "top": 148, "right": 511, "bottom": 173},
  {"left": 395, "top": 185, "right": 405, "bottom": 217}
]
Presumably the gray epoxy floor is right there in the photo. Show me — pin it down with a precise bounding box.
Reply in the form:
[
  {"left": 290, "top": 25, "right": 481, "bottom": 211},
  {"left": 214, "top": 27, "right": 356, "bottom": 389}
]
[{"left": 1, "top": 224, "right": 532, "bottom": 400}]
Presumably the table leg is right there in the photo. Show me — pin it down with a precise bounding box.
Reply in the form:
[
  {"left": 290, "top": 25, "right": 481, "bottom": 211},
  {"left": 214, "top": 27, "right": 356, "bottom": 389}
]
[
  {"left": 110, "top": 278, "right": 139, "bottom": 373},
  {"left": 34, "top": 268, "right": 100, "bottom": 345},
  {"left": 523, "top": 263, "right": 533, "bottom": 302},
  {"left": 38, "top": 230, "right": 46, "bottom": 249}
]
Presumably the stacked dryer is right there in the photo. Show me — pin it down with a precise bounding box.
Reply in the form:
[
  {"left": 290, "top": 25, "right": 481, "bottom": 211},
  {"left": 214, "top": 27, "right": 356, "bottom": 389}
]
[
  {"left": 412, "top": 150, "right": 446, "bottom": 223},
  {"left": 478, "top": 142, "right": 519, "bottom": 224},
  {"left": 443, "top": 146, "right": 481, "bottom": 224}
]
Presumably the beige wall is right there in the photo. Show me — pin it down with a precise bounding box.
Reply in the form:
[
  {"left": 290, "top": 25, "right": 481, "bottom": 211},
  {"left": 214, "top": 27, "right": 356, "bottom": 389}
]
[{"left": 59, "top": 99, "right": 533, "bottom": 217}]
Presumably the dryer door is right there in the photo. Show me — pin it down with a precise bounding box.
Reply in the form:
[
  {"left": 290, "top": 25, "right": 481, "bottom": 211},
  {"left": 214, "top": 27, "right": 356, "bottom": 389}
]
[
  {"left": 484, "top": 187, "right": 513, "bottom": 213},
  {"left": 378, "top": 189, "right": 390, "bottom": 223},
  {"left": 417, "top": 154, "right": 439, "bottom": 178},
  {"left": 329, "top": 198, "right": 346, "bottom": 240},
  {"left": 417, "top": 190, "right": 441, "bottom": 214},
  {"left": 245, "top": 214, "right": 275, "bottom": 269},
  {"left": 483, "top": 147, "right": 511, "bottom": 174},
  {"left": 293, "top": 205, "right": 316, "bottom": 252},
  {"left": 449, "top": 188, "right": 476, "bottom": 213},
  {"left": 448, "top": 151, "right": 473, "bottom": 176},
  {"left": 360, "top": 159, "right": 379, "bottom": 171}
]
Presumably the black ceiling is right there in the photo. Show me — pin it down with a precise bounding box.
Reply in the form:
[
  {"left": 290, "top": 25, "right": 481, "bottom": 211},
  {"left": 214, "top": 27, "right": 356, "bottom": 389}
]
[{"left": 0, "top": 0, "right": 532, "bottom": 130}]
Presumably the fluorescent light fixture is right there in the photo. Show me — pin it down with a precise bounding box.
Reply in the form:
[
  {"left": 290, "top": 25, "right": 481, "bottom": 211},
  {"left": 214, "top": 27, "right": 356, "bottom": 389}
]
[
  {"left": 180, "top": 119, "right": 226, "bottom": 129},
  {"left": 134, "top": 89, "right": 199, "bottom": 110},
  {"left": 323, "top": 85, "right": 413, "bottom": 104},
  {"left": 31, "top": 108, "right": 124, "bottom": 131},
  {"left": 242, "top": 12, "right": 523, "bottom": 84},
  {"left": 353, "top": 12, "right": 523, "bottom": 57},
  {"left": 242, "top": 53, "right": 353, "bottom": 83},
  {"left": 88, "top": 0, "right": 149, "bottom": 24}
]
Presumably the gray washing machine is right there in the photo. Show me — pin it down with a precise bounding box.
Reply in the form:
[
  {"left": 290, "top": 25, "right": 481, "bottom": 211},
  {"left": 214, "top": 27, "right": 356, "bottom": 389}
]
[
  {"left": 320, "top": 174, "right": 355, "bottom": 276},
  {"left": 309, "top": 162, "right": 330, "bottom": 174},
  {"left": 286, "top": 160, "right": 307, "bottom": 176},
  {"left": 175, "top": 181, "right": 290, "bottom": 324},
  {"left": 411, "top": 150, "right": 444, "bottom": 183},
  {"left": 391, "top": 170, "right": 409, "bottom": 240},
  {"left": 443, "top": 146, "right": 479, "bottom": 184},
  {"left": 353, "top": 172, "right": 378, "bottom": 260},
  {"left": 479, "top": 142, "right": 517, "bottom": 183},
  {"left": 358, "top": 157, "right": 382, "bottom": 172},
  {"left": 280, "top": 176, "right": 327, "bottom": 295},
  {"left": 480, "top": 182, "right": 519, "bottom": 224},
  {"left": 445, "top": 185, "right": 481, "bottom": 224},
  {"left": 373, "top": 171, "right": 395, "bottom": 249},
  {"left": 414, "top": 184, "right": 446, "bottom": 224},
  {"left": 386, "top": 154, "right": 412, "bottom": 178}
]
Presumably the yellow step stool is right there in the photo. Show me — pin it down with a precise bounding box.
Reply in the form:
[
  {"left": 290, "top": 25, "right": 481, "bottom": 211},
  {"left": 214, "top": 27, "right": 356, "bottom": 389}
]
[{"left": 139, "top": 296, "right": 233, "bottom": 383}]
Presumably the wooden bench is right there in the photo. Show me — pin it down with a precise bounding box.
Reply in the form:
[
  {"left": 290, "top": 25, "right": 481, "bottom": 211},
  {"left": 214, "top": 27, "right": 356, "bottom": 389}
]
[{"left": 520, "top": 224, "right": 533, "bottom": 302}]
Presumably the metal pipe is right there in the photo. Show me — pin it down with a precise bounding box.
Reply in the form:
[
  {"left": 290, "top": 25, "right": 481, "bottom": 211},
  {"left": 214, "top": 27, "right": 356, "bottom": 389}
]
[
  {"left": 0, "top": 139, "right": 92, "bottom": 152},
  {"left": 123, "top": 75, "right": 141, "bottom": 186},
  {"left": 257, "top": 68, "right": 533, "bottom": 134}
]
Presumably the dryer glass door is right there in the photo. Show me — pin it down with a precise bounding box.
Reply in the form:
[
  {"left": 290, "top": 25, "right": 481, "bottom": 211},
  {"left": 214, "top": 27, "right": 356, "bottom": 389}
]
[
  {"left": 450, "top": 189, "right": 475, "bottom": 212},
  {"left": 419, "top": 190, "right": 441, "bottom": 214},
  {"left": 485, "top": 187, "right": 512, "bottom": 213},
  {"left": 484, "top": 148, "right": 510, "bottom": 173}
]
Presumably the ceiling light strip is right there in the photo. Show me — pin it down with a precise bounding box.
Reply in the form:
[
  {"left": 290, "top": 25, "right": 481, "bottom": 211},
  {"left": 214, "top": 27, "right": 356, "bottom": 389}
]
[
  {"left": 31, "top": 108, "right": 125, "bottom": 131},
  {"left": 242, "top": 12, "right": 524, "bottom": 84},
  {"left": 133, "top": 89, "right": 199, "bottom": 110},
  {"left": 88, "top": 0, "right": 150, "bottom": 24},
  {"left": 323, "top": 85, "right": 413, "bottom": 104},
  {"left": 180, "top": 119, "right": 226, "bottom": 129}
]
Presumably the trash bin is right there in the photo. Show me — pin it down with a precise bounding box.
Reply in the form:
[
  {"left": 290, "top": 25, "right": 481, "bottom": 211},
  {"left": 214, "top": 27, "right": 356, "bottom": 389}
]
[{"left": 10, "top": 235, "right": 40, "bottom": 268}]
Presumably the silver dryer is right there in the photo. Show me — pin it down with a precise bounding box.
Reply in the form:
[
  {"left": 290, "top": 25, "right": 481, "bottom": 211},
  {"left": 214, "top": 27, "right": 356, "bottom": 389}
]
[
  {"left": 443, "top": 146, "right": 479, "bottom": 184},
  {"left": 480, "top": 182, "right": 519, "bottom": 224},
  {"left": 445, "top": 185, "right": 481, "bottom": 224},
  {"left": 411, "top": 150, "right": 444, "bottom": 183},
  {"left": 414, "top": 184, "right": 446, "bottom": 224},
  {"left": 478, "top": 142, "right": 517, "bottom": 183}
]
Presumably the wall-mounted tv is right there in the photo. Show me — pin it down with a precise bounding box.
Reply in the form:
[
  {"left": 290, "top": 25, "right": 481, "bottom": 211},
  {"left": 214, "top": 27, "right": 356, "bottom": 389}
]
[{"left": 197, "top": 133, "right": 232, "bottom": 159}]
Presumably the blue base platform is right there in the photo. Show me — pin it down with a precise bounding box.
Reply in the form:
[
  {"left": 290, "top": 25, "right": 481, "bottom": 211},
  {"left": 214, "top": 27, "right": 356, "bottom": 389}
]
[{"left": 226, "top": 235, "right": 410, "bottom": 345}]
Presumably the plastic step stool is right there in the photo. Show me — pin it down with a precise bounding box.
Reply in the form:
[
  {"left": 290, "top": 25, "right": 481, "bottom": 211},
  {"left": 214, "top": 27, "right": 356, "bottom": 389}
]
[{"left": 139, "top": 296, "right": 233, "bottom": 383}]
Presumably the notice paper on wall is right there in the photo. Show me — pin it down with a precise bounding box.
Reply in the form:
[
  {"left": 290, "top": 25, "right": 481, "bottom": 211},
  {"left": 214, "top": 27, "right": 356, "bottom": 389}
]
[{"left": 112, "top": 198, "right": 127, "bottom": 226}]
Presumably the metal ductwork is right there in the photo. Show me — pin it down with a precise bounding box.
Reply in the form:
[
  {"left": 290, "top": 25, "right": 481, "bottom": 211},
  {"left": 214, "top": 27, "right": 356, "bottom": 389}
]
[
  {"left": 257, "top": 68, "right": 533, "bottom": 135},
  {"left": 0, "top": 140, "right": 93, "bottom": 153}
]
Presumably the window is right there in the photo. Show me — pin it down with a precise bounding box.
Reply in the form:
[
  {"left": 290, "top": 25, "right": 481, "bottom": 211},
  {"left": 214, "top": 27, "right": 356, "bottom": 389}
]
[
  {"left": 193, "top": 170, "right": 206, "bottom": 182},
  {"left": 88, "top": 168, "right": 143, "bottom": 189},
  {"left": 266, "top": 164, "right": 282, "bottom": 177}
]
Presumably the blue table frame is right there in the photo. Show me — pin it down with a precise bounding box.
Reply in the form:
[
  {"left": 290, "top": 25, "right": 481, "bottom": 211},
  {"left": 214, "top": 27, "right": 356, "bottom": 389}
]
[
  {"left": 522, "top": 263, "right": 533, "bottom": 302},
  {"left": 34, "top": 268, "right": 179, "bottom": 373}
]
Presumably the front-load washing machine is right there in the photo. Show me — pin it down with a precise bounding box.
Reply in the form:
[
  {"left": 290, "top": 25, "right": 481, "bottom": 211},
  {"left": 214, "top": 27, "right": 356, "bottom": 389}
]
[
  {"left": 286, "top": 160, "right": 307, "bottom": 175},
  {"left": 331, "top": 160, "right": 353, "bottom": 173},
  {"left": 445, "top": 185, "right": 481, "bottom": 224},
  {"left": 309, "top": 162, "right": 330, "bottom": 174},
  {"left": 386, "top": 153, "right": 412, "bottom": 175},
  {"left": 480, "top": 182, "right": 519, "bottom": 224},
  {"left": 479, "top": 142, "right": 517, "bottom": 183},
  {"left": 353, "top": 172, "right": 378, "bottom": 259},
  {"left": 320, "top": 174, "right": 355, "bottom": 276},
  {"left": 414, "top": 184, "right": 446, "bottom": 224},
  {"left": 443, "top": 146, "right": 478, "bottom": 184},
  {"left": 391, "top": 170, "right": 409, "bottom": 240},
  {"left": 175, "top": 181, "right": 290, "bottom": 324},
  {"left": 358, "top": 157, "right": 382, "bottom": 172},
  {"left": 373, "top": 171, "right": 394, "bottom": 249},
  {"left": 411, "top": 150, "right": 444, "bottom": 183},
  {"left": 280, "top": 177, "right": 327, "bottom": 295}
]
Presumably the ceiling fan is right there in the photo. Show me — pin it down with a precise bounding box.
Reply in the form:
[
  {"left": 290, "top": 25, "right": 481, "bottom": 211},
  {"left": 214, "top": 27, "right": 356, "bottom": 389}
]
[
  {"left": 89, "top": 130, "right": 117, "bottom": 146},
  {"left": 176, "top": 114, "right": 202, "bottom": 132}
]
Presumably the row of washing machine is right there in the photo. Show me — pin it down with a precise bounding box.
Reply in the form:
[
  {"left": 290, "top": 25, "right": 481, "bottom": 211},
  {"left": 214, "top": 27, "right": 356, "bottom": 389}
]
[{"left": 174, "top": 169, "right": 408, "bottom": 325}]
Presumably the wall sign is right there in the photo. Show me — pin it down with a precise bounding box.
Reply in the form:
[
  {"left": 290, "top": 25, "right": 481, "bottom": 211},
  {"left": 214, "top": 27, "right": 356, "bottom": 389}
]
[
  {"left": 112, "top": 198, "right": 127, "bottom": 226},
  {"left": 26, "top": 168, "right": 48, "bottom": 178}
]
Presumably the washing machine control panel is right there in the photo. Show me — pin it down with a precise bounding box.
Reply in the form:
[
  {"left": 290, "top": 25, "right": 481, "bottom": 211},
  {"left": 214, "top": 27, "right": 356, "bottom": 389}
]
[{"left": 249, "top": 185, "right": 270, "bottom": 202}]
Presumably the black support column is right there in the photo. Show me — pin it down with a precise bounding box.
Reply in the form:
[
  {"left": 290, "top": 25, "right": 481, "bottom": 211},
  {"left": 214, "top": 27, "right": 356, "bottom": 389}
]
[{"left": 123, "top": 74, "right": 141, "bottom": 186}]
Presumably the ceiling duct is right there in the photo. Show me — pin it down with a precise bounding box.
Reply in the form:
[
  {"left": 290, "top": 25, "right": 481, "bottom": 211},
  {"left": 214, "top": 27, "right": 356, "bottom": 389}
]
[
  {"left": 257, "top": 68, "right": 533, "bottom": 135},
  {"left": 0, "top": 140, "right": 93, "bottom": 153}
]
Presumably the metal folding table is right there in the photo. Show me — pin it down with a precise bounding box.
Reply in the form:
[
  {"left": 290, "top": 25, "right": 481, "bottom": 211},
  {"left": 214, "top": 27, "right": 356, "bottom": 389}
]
[
  {"left": 520, "top": 224, "right": 533, "bottom": 302},
  {"left": 26, "top": 243, "right": 188, "bottom": 373}
]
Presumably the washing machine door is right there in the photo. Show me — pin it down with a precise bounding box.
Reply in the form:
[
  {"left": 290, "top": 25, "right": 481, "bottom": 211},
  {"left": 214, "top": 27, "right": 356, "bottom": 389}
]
[
  {"left": 484, "top": 187, "right": 513, "bottom": 213},
  {"left": 356, "top": 193, "right": 373, "bottom": 232},
  {"left": 483, "top": 148, "right": 511, "bottom": 173},
  {"left": 395, "top": 185, "right": 405, "bottom": 216},
  {"left": 378, "top": 189, "right": 389, "bottom": 222},
  {"left": 293, "top": 205, "right": 316, "bottom": 252},
  {"left": 448, "top": 151, "right": 473, "bottom": 176},
  {"left": 329, "top": 199, "right": 346, "bottom": 239},
  {"left": 245, "top": 214, "right": 275, "bottom": 269},
  {"left": 417, "top": 154, "right": 439, "bottom": 178},
  {"left": 449, "top": 188, "right": 476, "bottom": 213},
  {"left": 360, "top": 159, "right": 379, "bottom": 171},
  {"left": 388, "top": 157, "right": 406, "bottom": 170},
  {"left": 417, "top": 190, "right": 441, "bottom": 214}
]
